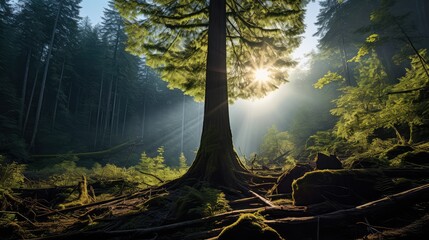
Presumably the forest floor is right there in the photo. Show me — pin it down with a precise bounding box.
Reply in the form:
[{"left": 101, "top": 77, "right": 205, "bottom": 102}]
[{"left": 1, "top": 143, "right": 429, "bottom": 240}]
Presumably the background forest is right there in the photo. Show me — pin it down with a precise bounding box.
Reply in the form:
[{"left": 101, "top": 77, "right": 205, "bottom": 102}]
[{"left": 1, "top": 0, "right": 429, "bottom": 180}]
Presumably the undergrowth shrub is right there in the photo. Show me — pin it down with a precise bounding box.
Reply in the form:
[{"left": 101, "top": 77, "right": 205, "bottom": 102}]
[
  {"left": 0, "top": 155, "right": 26, "bottom": 189},
  {"left": 170, "top": 185, "right": 231, "bottom": 220}
]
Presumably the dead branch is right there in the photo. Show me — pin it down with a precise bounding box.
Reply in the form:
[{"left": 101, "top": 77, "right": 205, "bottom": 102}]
[{"left": 249, "top": 190, "right": 277, "bottom": 207}]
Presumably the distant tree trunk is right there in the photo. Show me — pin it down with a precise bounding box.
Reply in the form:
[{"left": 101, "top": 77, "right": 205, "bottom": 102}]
[
  {"left": 102, "top": 76, "right": 113, "bottom": 144},
  {"left": 94, "top": 72, "right": 104, "bottom": 148},
  {"left": 115, "top": 96, "right": 121, "bottom": 136},
  {"left": 75, "top": 87, "right": 81, "bottom": 115},
  {"left": 141, "top": 95, "right": 146, "bottom": 141},
  {"left": 121, "top": 98, "right": 128, "bottom": 138},
  {"left": 52, "top": 59, "right": 65, "bottom": 130},
  {"left": 23, "top": 64, "right": 40, "bottom": 134},
  {"left": 416, "top": 0, "right": 429, "bottom": 34},
  {"left": 103, "top": 26, "right": 120, "bottom": 144},
  {"left": 29, "top": 1, "right": 63, "bottom": 150},
  {"left": 19, "top": 50, "right": 31, "bottom": 130},
  {"left": 109, "top": 80, "right": 118, "bottom": 145},
  {"left": 341, "top": 36, "right": 352, "bottom": 86},
  {"left": 87, "top": 107, "right": 92, "bottom": 132},
  {"left": 67, "top": 82, "right": 72, "bottom": 110},
  {"left": 181, "top": 0, "right": 249, "bottom": 188},
  {"left": 181, "top": 95, "right": 186, "bottom": 153}
]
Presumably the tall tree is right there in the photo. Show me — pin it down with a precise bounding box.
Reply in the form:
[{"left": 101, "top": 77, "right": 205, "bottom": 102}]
[
  {"left": 29, "top": 0, "right": 63, "bottom": 150},
  {"left": 116, "top": 0, "right": 306, "bottom": 187}
]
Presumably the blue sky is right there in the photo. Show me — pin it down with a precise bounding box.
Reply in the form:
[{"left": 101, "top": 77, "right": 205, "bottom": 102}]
[{"left": 80, "top": 0, "right": 109, "bottom": 25}]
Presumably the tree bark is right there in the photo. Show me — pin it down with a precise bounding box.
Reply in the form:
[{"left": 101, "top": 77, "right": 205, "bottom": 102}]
[{"left": 181, "top": 0, "right": 249, "bottom": 188}]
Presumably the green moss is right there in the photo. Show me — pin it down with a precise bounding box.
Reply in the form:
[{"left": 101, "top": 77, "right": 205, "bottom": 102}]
[
  {"left": 218, "top": 213, "right": 284, "bottom": 240},
  {"left": 292, "top": 169, "right": 392, "bottom": 205}
]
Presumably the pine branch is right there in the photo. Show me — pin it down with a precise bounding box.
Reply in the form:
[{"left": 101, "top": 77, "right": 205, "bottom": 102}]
[
  {"left": 155, "top": 7, "right": 208, "bottom": 21},
  {"left": 164, "top": 22, "right": 208, "bottom": 30}
]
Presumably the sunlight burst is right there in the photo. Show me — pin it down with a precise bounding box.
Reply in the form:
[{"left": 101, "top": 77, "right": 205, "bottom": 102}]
[{"left": 254, "top": 68, "right": 270, "bottom": 82}]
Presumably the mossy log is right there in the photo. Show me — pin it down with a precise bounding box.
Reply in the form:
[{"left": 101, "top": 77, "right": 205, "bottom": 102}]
[
  {"left": 217, "top": 213, "right": 284, "bottom": 240},
  {"left": 363, "top": 214, "right": 429, "bottom": 240},
  {"left": 267, "top": 183, "right": 429, "bottom": 239},
  {"left": 292, "top": 169, "right": 429, "bottom": 206}
]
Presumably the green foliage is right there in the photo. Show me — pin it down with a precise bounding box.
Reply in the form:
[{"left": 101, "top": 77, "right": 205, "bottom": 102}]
[
  {"left": 170, "top": 185, "right": 231, "bottom": 220},
  {"left": 314, "top": 71, "right": 345, "bottom": 89},
  {"left": 349, "top": 34, "right": 380, "bottom": 63},
  {"left": 33, "top": 147, "right": 187, "bottom": 189},
  {"left": 116, "top": 0, "right": 306, "bottom": 101},
  {"left": 258, "top": 125, "right": 295, "bottom": 167},
  {"left": 331, "top": 51, "right": 390, "bottom": 145},
  {"left": 0, "top": 155, "right": 26, "bottom": 189},
  {"left": 178, "top": 152, "right": 188, "bottom": 174},
  {"left": 381, "top": 49, "right": 429, "bottom": 144},
  {"left": 305, "top": 130, "right": 359, "bottom": 157},
  {"left": 137, "top": 147, "right": 167, "bottom": 173}
]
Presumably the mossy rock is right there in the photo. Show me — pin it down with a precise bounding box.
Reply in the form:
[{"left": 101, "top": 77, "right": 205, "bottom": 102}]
[
  {"left": 218, "top": 213, "right": 284, "bottom": 240},
  {"left": 383, "top": 145, "right": 414, "bottom": 160},
  {"left": 292, "top": 169, "right": 392, "bottom": 206},
  {"left": 268, "top": 164, "right": 313, "bottom": 194},
  {"left": 314, "top": 153, "right": 342, "bottom": 170}
]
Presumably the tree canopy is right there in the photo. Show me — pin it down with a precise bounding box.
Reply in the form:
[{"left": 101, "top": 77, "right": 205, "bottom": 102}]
[{"left": 116, "top": 0, "right": 306, "bottom": 101}]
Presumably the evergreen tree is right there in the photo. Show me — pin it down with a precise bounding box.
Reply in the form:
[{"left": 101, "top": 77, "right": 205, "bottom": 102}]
[{"left": 116, "top": 0, "right": 306, "bottom": 187}]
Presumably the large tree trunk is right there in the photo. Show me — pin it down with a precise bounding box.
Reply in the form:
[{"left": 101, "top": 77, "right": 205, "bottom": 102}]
[{"left": 182, "top": 0, "right": 249, "bottom": 189}]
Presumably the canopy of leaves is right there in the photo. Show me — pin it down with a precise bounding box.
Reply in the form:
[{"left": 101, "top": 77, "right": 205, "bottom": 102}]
[{"left": 115, "top": 0, "right": 306, "bottom": 101}]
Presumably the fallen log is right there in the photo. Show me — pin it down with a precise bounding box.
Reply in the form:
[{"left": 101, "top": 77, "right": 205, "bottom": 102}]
[
  {"left": 249, "top": 190, "right": 277, "bottom": 207},
  {"left": 267, "top": 183, "right": 429, "bottom": 238},
  {"left": 363, "top": 214, "right": 429, "bottom": 240}
]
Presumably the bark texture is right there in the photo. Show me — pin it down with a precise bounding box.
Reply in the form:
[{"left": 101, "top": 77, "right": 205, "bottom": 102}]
[{"left": 182, "top": 0, "right": 249, "bottom": 188}]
